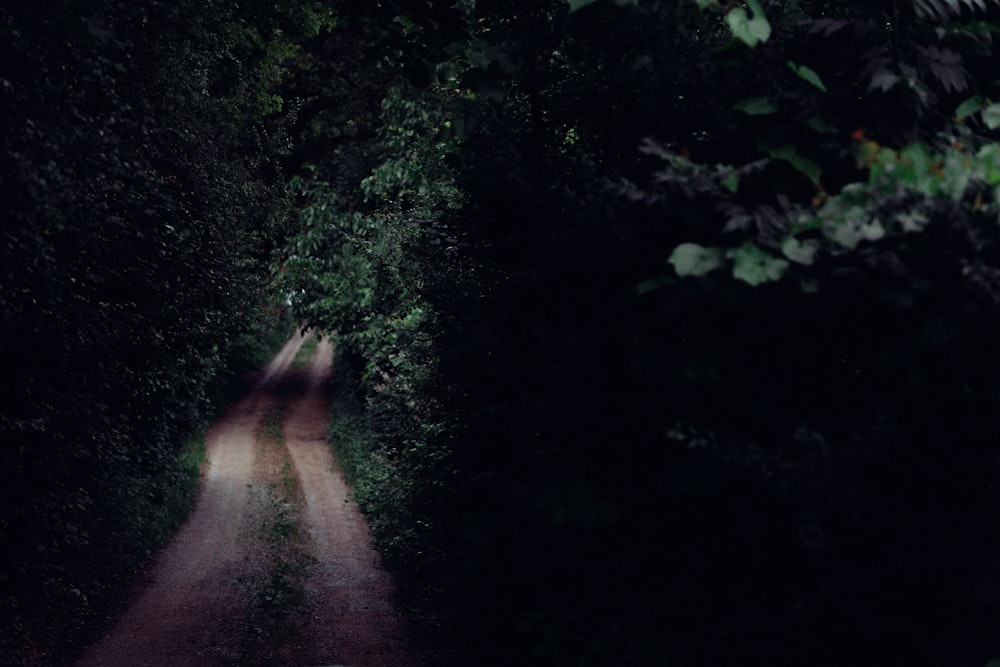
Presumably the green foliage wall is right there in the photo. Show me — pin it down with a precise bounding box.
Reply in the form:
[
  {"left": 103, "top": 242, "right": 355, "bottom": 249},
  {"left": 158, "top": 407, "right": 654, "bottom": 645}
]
[
  {"left": 281, "top": 1, "right": 1000, "bottom": 665},
  {"left": 0, "top": 2, "right": 321, "bottom": 662}
]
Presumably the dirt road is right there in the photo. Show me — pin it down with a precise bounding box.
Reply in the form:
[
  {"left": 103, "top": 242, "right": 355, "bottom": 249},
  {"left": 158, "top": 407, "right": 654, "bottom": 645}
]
[{"left": 77, "top": 332, "right": 411, "bottom": 667}]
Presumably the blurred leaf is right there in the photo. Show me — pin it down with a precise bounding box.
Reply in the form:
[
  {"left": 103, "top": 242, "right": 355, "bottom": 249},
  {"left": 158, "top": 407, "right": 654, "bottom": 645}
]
[
  {"left": 781, "top": 236, "right": 819, "bottom": 265},
  {"left": 803, "top": 115, "right": 837, "bottom": 135},
  {"left": 869, "top": 69, "right": 900, "bottom": 92},
  {"left": 722, "top": 171, "right": 740, "bottom": 193},
  {"left": 765, "top": 144, "right": 822, "bottom": 185},
  {"left": 955, "top": 95, "right": 984, "bottom": 120},
  {"left": 733, "top": 96, "right": 779, "bottom": 115},
  {"left": 823, "top": 206, "right": 885, "bottom": 250},
  {"left": 983, "top": 103, "right": 1000, "bottom": 129},
  {"left": 636, "top": 276, "right": 675, "bottom": 294},
  {"left": 977, "top": 144, "right": 1000, "bottom": 185},
  {"left": 668, "top": 243, "right": 725, "bottom": 277},
  {"left": 726, "top": 0, "right": 771, "bottom": 47},
  {"left": 895, "top": 211, "right": 929, "bottom": 233},
  {"left": 788, "top": 61, "right": 828, "bottom": 92},
  {"left": 727, "top": 244, "right": 788, "bottom": 286},
  {"left": 723, "top": 214, "right": 753, "bottom": 233},
  {"left": 855, "top": 140, "right": 882, "bottom": 168}
]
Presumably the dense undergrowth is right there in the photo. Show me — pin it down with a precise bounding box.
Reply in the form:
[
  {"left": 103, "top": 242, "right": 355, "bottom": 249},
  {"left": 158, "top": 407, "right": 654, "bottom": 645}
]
[
  {"left": 325, "top": 344, "right": 456, "bottom": 665},
  {"left": 1, "top": 314, "right": 294, "bottom": 667},
  {"left": 280, "top": 2, "right": 1000, "bottom": 666},
  {"left": 0, "top": 2, "right": 316, "bottom": 664}
]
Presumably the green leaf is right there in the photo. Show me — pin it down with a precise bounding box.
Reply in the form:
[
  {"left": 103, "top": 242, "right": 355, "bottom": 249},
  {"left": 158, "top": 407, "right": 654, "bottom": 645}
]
[
  {"left": 977, "top": 144, "right": 1000, "bottom": 185},
  {"left": 727, "top": 244, "right": 788, "bottom": 286},
  {"left": 781, "top": 236, "right": 819, "bottom": 265},
  {"left": 983, "top": 104, "right": 1000, "bottom": 130},
  {"left": 636, "top": 276, "right": 675, "bottom": 294},
  {"left": 803, "top": 115, "right": 837, "bottom": 135},
  {"left": 955, "top": 95, "right": 984, "bottom": 120},
  {"left": 668, "top": 243, "right": 725, "bottom": 277},
  {"left": 822, "top": 205, "right": 885, "bottom": 250},
  {"left": 694, "top": 0, "right": 715, "bottom": 8},
  {"left": 726, "top": 0, "right": 771, "bottom": 47},
  {"left": 942, "top": 150, "right": 973, "bottom": 200},
  {"left": 765, "top": 144, "right": 822, "bottom": 185},
  {"left": 722, "top": 171, "right": 740, "bottom": 194},
  {"left": 788, "top": 61, "right": 828, "bottom": 92},
  {"left": 733, "top": 96, "right": 779, "bottom": 115},
  {"left": 568, "top": 0, "right": 599, "bottom": 11}
]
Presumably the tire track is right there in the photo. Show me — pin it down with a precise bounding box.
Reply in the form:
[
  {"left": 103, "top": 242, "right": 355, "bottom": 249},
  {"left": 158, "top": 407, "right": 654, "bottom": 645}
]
[
  {"left": 77, "top": 335, "right": 304, "bottom": 666},
  {"left": 281, "top": 336, "right": 413, "bottom": 667}
]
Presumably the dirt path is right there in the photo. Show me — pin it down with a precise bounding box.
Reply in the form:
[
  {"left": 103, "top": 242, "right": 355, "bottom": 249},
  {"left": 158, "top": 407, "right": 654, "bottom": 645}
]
[
  {"left": 77, "top": 332, "right": 412, "bottom": 667},
  {"left": 281, "top": 338, "right": 410, "bottom": 667}
]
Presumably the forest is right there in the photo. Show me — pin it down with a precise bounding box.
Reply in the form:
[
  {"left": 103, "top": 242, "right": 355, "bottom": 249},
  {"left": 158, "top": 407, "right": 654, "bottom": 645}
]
[{"left": 4, "top": 0, "right": 1000, "bottom": 665}]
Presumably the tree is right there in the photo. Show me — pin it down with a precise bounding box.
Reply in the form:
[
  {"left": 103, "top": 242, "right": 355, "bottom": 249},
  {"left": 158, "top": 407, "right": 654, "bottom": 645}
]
[
  {"left": 281, "top": 1, "right": 1000, "bottom": 664},
  {"left": 0, "top": 2, "right": 325, "bottom": 662}
]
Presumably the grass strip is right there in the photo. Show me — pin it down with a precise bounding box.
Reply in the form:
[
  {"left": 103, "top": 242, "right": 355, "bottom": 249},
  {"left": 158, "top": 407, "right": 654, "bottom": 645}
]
[
  {"left": 238, "top": 405, "right": 316, "bottom": 666},
  {"left": 289, "top": 337, "right": 319, "bottom": 371}
]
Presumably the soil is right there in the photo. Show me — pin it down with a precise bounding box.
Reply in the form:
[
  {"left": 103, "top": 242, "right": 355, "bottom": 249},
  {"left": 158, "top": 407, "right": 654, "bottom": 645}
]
[{"left": 76, "top": 333, "right": 413, "bottom": 667}]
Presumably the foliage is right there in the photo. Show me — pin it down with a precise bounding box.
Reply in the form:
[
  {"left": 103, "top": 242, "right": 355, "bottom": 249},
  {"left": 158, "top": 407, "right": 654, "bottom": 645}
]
[
  {"left": 0, "top": 1, "right": 317, "bottom": 663},
  {"left": 7, "top": 0, "right": 1000, "bottom": 664},
  {"left": 277, "top": 19, "right": 473, "bottom": 658},
  {"left": 279, "top": 1, "right": 1000, "bottom": 665},
  {"left": 653, "top": 132, "right": 1000, "bottom": 290}
]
